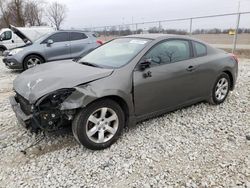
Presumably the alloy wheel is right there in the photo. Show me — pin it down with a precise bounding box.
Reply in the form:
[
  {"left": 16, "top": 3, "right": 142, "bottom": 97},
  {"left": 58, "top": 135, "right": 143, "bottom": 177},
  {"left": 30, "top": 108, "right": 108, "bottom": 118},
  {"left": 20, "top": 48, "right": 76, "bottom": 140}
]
[
  {"left": 27, "top": 58, "right": 41, "bottom": 68},
  {"left": 86, "top": 107, "right": 119, "bottom": 144},
  {"left": 215, "top": 78, "right": 229, "bottom": 101}
]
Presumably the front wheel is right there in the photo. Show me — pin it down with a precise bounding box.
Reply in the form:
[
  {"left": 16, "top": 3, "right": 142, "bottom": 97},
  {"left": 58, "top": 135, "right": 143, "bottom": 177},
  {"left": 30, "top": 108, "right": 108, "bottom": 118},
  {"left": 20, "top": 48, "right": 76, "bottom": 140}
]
[
  {"left": 0, "top": 48, "right": 5, "bottom": 56},
  {"left": 208, "top": 73, "right": 230, "bottom": 105},
  {"left": 72, "top": 99, "right": 125, "bottom": 150},
  {"left": 23, "top": 55, "right": 44, "bottom": 70}
]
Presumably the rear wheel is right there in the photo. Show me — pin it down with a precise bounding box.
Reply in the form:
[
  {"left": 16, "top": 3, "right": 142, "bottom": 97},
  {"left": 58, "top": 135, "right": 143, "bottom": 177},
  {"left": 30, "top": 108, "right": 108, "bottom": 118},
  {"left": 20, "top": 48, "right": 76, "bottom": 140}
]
[
  {"left": 23, "top": 55, "right": 44, "bottom": 70},
  {"left": 72, "top": 99, "right": 125, "bottom": 150},
  {"left": 208, "top": 73, "right": 230, "bottom": 105}
]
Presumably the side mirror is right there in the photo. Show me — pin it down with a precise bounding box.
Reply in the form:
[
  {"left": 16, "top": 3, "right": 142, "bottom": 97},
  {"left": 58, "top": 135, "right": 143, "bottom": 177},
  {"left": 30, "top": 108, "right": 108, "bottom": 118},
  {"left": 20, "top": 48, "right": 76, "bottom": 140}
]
[
  {"left": 47, "top": 39, "right": 54, "bottom": 45},
  {"left": 139, "top": 59, "right": 151, "bottom": 71}
]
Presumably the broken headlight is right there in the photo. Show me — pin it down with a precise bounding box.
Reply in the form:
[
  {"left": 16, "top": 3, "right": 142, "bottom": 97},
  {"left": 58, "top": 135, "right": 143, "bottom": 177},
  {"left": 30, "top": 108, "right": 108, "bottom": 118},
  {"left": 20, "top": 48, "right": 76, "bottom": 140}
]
[
  {"left": 34, "top": 88, "right": 76, "bottom": 131},
  {"left": 37, "top": 88, "right": 76, "bottom": 108}
]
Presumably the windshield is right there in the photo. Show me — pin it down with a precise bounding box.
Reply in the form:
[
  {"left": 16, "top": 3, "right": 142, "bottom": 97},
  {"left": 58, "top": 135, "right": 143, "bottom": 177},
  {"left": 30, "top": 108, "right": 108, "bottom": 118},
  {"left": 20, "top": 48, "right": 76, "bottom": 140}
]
[
  {"left": 79, "top": 38, "right": 151, "bottom": 68},
  {"left": 34, "top": 32, "right": 54, "bottom": 43}
]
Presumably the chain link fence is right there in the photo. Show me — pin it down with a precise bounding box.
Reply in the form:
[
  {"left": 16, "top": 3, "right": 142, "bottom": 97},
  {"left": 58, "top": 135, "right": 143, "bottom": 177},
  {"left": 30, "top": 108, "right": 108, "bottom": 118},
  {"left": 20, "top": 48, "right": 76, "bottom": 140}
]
[{"left": 82, "top": 12, "right": 250, "bottom": 53}]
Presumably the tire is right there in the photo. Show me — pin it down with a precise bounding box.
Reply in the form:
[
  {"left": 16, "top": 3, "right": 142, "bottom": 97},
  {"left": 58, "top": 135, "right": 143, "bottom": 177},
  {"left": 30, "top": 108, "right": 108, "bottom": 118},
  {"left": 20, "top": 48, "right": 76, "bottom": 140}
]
[
  {"left": 72, "top": 99, "right": 125, "bottom": 150},
  {"left": 23, "top": 55, "right": 44, "bottom": 70},
  {"left": 0, "top": 48, "right": 5, "bottom": 56},
  {"left": 208, "top": 73, "right": 230, "bottom": 105}
]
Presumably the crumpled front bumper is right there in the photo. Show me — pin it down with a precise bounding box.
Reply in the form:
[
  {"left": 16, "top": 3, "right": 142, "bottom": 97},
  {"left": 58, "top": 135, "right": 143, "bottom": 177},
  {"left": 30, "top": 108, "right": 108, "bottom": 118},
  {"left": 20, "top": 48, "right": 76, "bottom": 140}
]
[
  {"left": 9, "top": 94, "right": 73, "bottom": 132},
  {"left": 9, "top": 95, "right": 32, "bottom": 128}
]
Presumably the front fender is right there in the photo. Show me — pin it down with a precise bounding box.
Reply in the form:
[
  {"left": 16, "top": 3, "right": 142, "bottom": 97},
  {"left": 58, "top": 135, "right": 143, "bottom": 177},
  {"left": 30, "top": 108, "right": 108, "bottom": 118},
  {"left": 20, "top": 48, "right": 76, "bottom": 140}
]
[
  {"left": 60, "top": 84, "right": 98, "bottom": 110},
  {"left": 60, "top": 84, "right": 134, "bottom": 115}
]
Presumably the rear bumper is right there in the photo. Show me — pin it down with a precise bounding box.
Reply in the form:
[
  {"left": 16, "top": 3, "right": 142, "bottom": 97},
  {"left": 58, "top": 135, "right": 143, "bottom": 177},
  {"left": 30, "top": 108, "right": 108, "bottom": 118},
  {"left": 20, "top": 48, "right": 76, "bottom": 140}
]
[
  {"left": 231, "top": 60, "right": 238, "bottom": 91},
  {"left": 3, "top": 57, "right": 23, "bottom": 70},
  {"left": 9, "top": 96, "right": 32, "bottom": 128}
]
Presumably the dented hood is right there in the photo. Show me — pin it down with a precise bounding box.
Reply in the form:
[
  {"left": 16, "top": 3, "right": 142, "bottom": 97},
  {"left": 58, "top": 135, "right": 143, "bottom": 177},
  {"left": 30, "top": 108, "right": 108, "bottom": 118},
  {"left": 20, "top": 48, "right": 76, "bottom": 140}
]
[{"left": 13, "top": 60, "right": 113, "bottom": 103}]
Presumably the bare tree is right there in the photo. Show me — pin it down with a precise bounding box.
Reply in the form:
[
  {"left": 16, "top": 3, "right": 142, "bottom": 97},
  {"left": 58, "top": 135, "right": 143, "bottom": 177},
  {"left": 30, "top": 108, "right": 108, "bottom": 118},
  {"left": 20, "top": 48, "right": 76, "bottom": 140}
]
[
  {"left": 0, "top": 0, "right": 47, "bottom": 27},
  {"left": 47, "top": 1, "right": 67, "bottom": 30},
  {"left": 0, "top": 0, "right": 11, "bottom": 27},
  {"left": 0, "top": 0, "right": 26, "bottom": 27},
  {"left": 24, "top": 0, "right": 45, "bottom": 26},
  {"left": 7, "top": 0, "right": 26, "bottom": 26}
]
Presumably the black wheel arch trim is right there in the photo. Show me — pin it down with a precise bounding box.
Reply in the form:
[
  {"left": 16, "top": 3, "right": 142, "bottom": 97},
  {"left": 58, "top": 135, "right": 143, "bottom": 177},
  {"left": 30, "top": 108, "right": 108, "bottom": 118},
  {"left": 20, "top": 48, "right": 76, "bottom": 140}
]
[
  {"left": 22, "top": 53, "right": 46, "bottom": 68},
  {"left": 221, "top": 69, "right": 235, "bottom": 90},
  {"left": 0, "top": 45, "right": 7, "bottom": 50}
]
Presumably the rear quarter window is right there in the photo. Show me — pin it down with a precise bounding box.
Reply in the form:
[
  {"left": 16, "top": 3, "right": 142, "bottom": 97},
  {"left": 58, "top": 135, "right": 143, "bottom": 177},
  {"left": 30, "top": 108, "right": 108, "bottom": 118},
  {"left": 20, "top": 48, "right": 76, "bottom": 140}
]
[
  {"left": 193, "top": 41, "right": 207, "bottom": 57},
  {"left": 46, "top": 32, "right": 69, "bottom": 43},
  {"left": 70, "top": 32, "right": 88, "bottom": 41}
]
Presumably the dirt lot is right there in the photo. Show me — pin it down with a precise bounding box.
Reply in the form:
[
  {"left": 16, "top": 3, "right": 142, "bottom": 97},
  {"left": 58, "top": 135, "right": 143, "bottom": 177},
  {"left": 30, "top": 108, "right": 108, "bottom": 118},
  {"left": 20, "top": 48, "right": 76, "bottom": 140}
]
[
  {"left": 99, "top": 34, "right": 250, "bottom": 58},
  {"left": 99, "top": 33, "right": 250, "bottom": 45},
  {"left": 192, "top": 34, "right": 250, "bottom": 45},
  {"left": 0, "top": 58, "right": 250, "bottom": 187}
]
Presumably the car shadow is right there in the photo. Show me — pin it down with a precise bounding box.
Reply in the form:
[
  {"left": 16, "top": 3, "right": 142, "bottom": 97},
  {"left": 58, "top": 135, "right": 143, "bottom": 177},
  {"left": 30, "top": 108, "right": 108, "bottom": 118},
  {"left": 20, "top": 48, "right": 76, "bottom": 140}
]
[
  {"left": 24, "top": 101, "right": 207, "bottom": 157},
  {"left": 10, "top": 69, "right": 23, "bottom": 74},
  {"left": 127, "top": 101, "right": 206, "bottom": 131},
  {"left": 23, "top": 126, "right": 78, "bottom": 158}
]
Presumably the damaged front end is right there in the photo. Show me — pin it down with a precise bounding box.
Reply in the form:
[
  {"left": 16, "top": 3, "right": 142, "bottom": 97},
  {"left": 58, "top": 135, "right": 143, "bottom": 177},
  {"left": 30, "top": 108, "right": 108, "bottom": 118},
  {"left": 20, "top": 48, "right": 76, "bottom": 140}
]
[
  {"left": 10, "top": 88, "right": 78, "bottom": 132},
  {"left": 10, "top": 59, "right": 115, "bottom": 132}
]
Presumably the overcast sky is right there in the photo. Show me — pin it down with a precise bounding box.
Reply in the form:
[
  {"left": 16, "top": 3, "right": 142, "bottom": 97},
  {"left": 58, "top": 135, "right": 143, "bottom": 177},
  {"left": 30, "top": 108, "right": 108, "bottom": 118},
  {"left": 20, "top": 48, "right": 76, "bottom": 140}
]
[{"left": 59, "top": 0, "right": 250, "bottom": 30}]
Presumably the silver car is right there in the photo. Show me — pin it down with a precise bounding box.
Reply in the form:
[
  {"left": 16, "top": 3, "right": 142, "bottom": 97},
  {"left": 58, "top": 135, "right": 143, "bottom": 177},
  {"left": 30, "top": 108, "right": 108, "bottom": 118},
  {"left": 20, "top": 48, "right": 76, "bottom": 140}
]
[
  {"left": 3, "top": 29, "right": 102, "bottom": 70},
  {"left": 10, "top": 34, "right": 238, "bottom": 150}
]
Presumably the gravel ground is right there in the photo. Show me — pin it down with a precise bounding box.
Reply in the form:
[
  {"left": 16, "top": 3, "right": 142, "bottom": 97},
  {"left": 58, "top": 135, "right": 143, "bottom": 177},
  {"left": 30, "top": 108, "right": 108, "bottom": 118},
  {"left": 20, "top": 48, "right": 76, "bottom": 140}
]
[{"left": 0, "top": 59, "right": 249, "bottom": 188}]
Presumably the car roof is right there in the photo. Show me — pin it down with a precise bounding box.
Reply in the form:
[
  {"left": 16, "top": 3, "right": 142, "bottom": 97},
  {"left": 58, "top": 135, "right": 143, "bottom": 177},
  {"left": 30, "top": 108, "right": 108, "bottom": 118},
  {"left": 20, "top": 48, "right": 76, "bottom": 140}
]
[
  {"left": 0, "top": 28, "right": 11, "bottom": 32},
  {"left": 58, "top": 30, "right": 94, "bottom": 34},
  {"left": 123, "top": 33, "right": 204, "bottom": 42},
  {"left": 123, "top": 33, "right": 174, "bottom": 39},
  {"left": 49, "top": 30, "right": 97, "bottom": 38}
]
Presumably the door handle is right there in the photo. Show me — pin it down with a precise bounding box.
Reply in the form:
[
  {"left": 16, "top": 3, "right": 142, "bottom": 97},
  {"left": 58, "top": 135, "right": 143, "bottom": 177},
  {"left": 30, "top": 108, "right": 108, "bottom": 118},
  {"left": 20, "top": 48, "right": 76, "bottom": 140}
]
[
  {"left": 11, "top": 40, "right": 14, "bottom": 43},
  {"left": 65, "top": 44, "right": 70, "bottom": 47},
  {"left": 186, "top": 65, "right": 196, "bottom": 72},
  {"left": 143, "top": 71, "right": 152, "bottom": 78}
]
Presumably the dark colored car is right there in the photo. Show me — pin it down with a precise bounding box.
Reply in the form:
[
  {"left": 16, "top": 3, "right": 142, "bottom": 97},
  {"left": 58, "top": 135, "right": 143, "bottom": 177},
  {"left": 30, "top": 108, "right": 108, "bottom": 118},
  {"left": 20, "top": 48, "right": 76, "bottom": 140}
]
[
  {"left": 10, "top": 34, "right": 238, "bottom": 150},
  {"left": 3, "top": 26, "right": 102, "bottom": 70}
]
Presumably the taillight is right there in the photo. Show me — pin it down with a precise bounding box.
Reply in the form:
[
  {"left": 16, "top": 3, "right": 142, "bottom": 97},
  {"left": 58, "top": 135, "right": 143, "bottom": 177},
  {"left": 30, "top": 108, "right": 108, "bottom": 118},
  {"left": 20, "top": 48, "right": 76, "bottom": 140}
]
[
  {"left": 230, "top": 53, "right": 239, "bottom": 63},
  {"left": 96, "top": 40, "right": 103, "bottom": 45}
]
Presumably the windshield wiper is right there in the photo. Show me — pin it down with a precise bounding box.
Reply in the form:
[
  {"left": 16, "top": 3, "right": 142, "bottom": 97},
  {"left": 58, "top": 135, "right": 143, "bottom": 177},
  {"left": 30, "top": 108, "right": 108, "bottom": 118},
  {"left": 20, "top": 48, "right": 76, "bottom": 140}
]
[{"left": 79, "top": 61, "right": 103, "bottom": 68}]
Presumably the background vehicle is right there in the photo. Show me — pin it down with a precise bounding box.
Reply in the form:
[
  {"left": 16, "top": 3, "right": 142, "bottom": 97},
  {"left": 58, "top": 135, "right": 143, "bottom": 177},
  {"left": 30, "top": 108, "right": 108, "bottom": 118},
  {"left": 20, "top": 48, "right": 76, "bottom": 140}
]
[
  {"left": 10, "top": 34, "right": 238, "bottom": 150},
  {"left": 3, "top": 28, "right": 102, "bottom": 70},
  {"left": 0, "top": 25, "right": 54, "bottom": 55}
]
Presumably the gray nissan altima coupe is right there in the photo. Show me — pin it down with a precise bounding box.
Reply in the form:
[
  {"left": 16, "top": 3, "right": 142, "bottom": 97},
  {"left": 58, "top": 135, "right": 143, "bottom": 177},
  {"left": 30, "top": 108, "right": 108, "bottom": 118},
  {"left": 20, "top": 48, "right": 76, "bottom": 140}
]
[{"left": 10, "top": 34, "right": 238, "bottom": 150}]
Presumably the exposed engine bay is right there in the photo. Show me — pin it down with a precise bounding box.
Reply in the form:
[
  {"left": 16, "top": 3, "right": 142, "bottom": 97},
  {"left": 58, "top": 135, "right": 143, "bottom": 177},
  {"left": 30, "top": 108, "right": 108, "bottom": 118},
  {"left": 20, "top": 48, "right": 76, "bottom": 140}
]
[{"left": 15, "top": 89, "right": 77, "bottom": 132}]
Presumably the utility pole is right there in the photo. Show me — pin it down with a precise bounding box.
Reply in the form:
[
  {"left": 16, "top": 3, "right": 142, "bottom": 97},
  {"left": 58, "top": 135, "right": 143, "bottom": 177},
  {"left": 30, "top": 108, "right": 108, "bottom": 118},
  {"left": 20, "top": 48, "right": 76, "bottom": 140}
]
[
  {"left": 132, "top": 16, "right": 134, "bottom": 33},
  {"left": 158, "top": 21, "right": 161, "bottom": 33},
  {"left": 189, "top": 18, "right": 193, "bottom": 36},
  {"left": 232, "top": 1, "right": 241, "bottom": 53}
]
